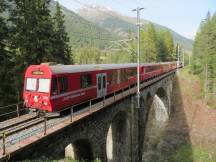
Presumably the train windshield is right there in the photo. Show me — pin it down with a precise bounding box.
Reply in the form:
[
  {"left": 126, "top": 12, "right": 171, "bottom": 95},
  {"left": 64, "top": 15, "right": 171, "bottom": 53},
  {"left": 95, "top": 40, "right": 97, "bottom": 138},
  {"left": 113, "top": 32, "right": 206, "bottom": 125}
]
[
  {"left": 38, "top": 78, "right": 50, "bottom": 93},
  {"left": 26, "top": 78, "right": 50, "bottom": 93},
  {"left": 26, "top": 78, "right": 37, "bottom": 91}
]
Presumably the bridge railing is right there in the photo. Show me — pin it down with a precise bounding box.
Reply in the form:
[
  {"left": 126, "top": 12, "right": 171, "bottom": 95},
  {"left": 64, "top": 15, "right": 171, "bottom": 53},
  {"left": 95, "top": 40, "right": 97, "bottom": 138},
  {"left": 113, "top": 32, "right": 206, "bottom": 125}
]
[
  {"left": 0, "top": 102, "right": 26, "bottom": 121},
  {"left": 0, "top": 86, "right": 136, "bottom": 155}
]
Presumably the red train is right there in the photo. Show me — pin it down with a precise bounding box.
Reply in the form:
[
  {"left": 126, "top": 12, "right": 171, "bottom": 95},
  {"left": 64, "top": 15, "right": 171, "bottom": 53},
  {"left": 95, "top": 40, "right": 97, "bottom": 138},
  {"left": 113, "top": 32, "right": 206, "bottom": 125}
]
[{"left": 23, "top": 62, "right": 179, "bottom": 112}]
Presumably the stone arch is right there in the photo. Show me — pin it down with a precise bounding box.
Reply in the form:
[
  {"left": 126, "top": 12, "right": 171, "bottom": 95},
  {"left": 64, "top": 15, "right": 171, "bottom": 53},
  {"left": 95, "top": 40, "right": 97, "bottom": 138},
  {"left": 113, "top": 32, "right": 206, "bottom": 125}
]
[
  {"left": 156, "top": 87, "right": 170, "bottom": 115},
  {"left": 142, "top": 87, "right": 170, "bottom": 161},
  {"left": 106, "top": 111, "right": 128, "bottom": 162},
  {"left": 67, "top": 139, "right": 94, "bottom": 161}
]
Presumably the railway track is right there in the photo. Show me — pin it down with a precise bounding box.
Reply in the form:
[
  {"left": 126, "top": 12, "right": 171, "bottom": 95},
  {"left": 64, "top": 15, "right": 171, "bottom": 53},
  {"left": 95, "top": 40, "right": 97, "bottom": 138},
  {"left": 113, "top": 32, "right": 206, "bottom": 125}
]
[
  {"left": 0, "top": 114, "right": 38, "bottom": 132},
  {"left": 0, "top": 115, "right": 44, "bottom": 139}
]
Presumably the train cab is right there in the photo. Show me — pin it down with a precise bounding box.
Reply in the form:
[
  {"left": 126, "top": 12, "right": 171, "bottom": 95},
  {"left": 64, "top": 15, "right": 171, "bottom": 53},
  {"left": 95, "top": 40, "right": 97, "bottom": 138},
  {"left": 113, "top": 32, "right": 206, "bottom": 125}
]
[{"left": 23, "top": 64, "right": 53, "bottom": 112}]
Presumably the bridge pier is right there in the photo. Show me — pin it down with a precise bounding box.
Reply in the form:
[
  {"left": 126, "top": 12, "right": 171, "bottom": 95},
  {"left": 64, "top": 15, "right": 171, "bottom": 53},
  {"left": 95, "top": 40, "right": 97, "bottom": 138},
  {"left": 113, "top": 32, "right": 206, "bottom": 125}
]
[{"left": 139, "top": 77, "right": 173, "bottom": 162}]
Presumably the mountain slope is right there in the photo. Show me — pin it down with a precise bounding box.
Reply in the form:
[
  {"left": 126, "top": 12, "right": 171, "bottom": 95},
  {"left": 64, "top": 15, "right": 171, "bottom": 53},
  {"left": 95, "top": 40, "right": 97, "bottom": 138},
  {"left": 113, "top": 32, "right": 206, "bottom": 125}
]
[
  {"left": 50, "top": 1, "right": 118, "bottom": 49},
  {"left": 78, "top": 6, "right": 193, "bottom": 51}
]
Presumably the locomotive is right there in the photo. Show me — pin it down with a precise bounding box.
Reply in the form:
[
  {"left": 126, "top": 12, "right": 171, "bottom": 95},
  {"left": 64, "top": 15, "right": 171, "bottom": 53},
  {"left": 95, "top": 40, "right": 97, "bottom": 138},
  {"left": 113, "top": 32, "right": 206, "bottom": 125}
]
[{"left": 23, "top": 62, "right": 179, "bottom": 113}]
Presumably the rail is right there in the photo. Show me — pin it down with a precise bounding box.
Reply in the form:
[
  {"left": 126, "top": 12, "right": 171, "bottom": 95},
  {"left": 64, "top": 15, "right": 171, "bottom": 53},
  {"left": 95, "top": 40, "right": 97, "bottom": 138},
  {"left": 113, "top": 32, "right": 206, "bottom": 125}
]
[{"left": 0, "top": 69, "right": 176, "bottom": 156}]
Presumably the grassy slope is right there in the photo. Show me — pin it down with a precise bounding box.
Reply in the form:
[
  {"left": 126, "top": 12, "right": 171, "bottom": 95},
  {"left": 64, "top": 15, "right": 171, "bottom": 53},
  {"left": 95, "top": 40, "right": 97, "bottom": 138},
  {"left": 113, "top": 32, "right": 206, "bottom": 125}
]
[
  {"left": 167, "top": 144, "right": 216, "bottom": 162},
  {"left": 164, "top": 67, "right": 216, "bottom": 162}
]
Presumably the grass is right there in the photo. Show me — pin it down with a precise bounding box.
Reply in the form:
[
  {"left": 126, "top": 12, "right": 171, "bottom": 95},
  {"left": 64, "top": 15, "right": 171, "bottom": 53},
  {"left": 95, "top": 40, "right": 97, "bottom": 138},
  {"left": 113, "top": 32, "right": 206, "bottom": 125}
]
[
  {"left": 23, "top": 158, "right": 101, "bottom": 162},
  {"left": 64, "top": 158, "right": 101, "bottom": 162},
  {"left": 166, "top": 144, "right": 216, "bottom": 162},
  {"left": 179, "top": 67, "right": 203, "bottom": 100},
  {"left": 180, "top": 66, "right": 216, "bottom": 109},
  {"left": 207, "top": 96, "right": 216, "bottom": 109}
]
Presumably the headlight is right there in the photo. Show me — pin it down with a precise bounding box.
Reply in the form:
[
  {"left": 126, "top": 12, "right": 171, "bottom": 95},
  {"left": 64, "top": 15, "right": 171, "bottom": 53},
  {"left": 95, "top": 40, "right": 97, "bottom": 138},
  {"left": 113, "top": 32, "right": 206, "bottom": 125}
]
[{"left": 42, "top": 101, "right": 48, "bottom": 106}]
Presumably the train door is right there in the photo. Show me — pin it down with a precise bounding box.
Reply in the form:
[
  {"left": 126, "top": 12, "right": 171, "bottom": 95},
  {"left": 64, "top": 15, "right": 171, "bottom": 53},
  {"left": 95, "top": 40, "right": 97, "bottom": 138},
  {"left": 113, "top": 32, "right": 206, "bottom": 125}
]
[{"left": 96, "top": 73, "right": 107, "bottom": 98}]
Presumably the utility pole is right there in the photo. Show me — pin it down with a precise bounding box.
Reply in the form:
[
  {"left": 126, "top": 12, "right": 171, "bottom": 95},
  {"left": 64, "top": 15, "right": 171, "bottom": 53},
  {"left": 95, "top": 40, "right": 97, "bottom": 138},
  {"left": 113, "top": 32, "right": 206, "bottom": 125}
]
[
  {"left": 204, "top": 60, "right": 208, "bottom": 102},
  {"left": 183, "top": 48, "right": 185, "bottom": 67},
  {"left": 189, "top": 53, "right": 191, "bottom": 67},
  {"left": 177, "top": 44, "right": 180, "bottom": 74},
  {"left": 132, "top": 7, "right": 144, "bottom": 109}
]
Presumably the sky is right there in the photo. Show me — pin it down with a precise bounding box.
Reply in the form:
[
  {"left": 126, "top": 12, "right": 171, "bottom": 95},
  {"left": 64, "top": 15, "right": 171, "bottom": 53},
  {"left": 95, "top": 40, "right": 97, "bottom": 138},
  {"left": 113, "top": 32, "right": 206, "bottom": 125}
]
[{"left": 57, "top": 0, "right": 216, "bottom": 39}]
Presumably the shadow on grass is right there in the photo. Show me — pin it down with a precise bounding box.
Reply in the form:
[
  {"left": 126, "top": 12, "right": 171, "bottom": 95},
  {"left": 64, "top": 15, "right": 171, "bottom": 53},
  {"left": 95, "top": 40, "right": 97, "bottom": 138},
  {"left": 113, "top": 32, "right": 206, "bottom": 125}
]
[{"left": 162, "top": 77, "right": 193, "bottom": 162}]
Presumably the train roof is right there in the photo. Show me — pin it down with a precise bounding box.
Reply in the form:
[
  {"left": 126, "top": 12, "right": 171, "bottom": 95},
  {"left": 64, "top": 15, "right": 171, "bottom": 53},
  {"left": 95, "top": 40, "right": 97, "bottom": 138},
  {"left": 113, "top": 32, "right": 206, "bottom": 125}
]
[
  {"left": 48, "top": 62, "right": 174, "bottom": 74},
  {"left": 49, "top": 63, "right": 135, "bottom": 74}
]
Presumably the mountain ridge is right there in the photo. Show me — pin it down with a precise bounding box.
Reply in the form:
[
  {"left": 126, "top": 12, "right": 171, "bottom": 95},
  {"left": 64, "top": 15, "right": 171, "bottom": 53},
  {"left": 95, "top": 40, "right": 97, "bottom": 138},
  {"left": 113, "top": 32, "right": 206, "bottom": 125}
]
[{"left": 78, "top": 6, "right": 193, "bottom": 51}]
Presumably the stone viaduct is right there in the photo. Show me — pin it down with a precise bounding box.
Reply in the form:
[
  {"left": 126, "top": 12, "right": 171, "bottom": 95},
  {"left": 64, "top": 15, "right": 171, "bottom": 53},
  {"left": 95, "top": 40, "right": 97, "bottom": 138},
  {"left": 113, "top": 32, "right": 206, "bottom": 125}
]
[{"left": 4, "top": 71, "right": 176, "bottom": 162}]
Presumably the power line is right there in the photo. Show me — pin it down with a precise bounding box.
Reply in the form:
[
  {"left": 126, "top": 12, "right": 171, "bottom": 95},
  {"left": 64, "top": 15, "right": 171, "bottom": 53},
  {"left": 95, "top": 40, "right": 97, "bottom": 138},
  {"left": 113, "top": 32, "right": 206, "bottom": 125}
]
[{"left": 69, "top": 31, "right": 116, "bottom": 41}]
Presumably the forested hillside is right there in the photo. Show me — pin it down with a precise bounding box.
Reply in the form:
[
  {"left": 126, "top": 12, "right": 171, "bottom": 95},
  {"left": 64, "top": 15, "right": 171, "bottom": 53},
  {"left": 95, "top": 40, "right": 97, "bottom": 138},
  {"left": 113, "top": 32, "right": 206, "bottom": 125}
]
[
  {"left": 49, "top": 1, "right": 118, "bottom": 50},
  {"left": 191, "top": 12, "right": 216, "bottom": 107}
]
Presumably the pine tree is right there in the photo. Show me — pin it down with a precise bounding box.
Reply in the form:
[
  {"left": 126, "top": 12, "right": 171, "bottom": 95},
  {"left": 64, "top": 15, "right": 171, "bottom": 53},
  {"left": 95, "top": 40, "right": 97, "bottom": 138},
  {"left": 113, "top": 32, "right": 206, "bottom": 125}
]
[
  {"left": 192, "top": 11, "right": 216, "bottom": 102},
  {"left": 35, "top": 0, "right": 56, "bottom": 63},
  {"left": 164, "top": 30, "right": 174, "bottom": 61},
  {"left": 10, "top": 0, "right": 55, "bottom": 65},
  {"left": 157, "top": 30, "right": 167, "bottom": 62},
  {"left": 9, "top": 0, "right": 56, "bottom": 97},
  {"left": 52, "top": 2, "right": 72, "bottom": 64},
  {"left": 207, "top": 14, "right": 216, "bottom": 93},
  {"left": 140, "top": 23, "right": 158, "bottom": 63},
  {"left": 0, "top": 0, "right": 15, "bottom": 105},
  {"left": 157, "top": 30, "right": 175, "bottom": 62}
]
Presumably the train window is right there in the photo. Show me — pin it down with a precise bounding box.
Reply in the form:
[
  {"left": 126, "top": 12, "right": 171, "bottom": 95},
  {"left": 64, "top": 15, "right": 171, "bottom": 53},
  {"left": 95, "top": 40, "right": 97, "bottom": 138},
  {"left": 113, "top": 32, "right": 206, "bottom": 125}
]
[
  {"left": 38, "top": 79, "right": 50, "bottom": 93},
  {"left": 81, "top": 74, "right": 92, "bottom": 88},
  {"left": 121, "top": 69, "right": 128, "bottom": 82},
  {"left": 145, "top": 66, "right": 161, "bottom": 73},
  {"left": 52, "top": 78, "right": 58, "bottom": 95},
  {"left": 109, "top": 71, "right": 117, "bottom": 85},
  {"left": 127, "top": 69, "right": 136, "bottom": 77},
  {"left": 131, "top": 68, "right": 137, "bottom": 76},
  {"left": 103, "top": 75, "right": 106, "bottom": 88},
  {"left": 26, "top": 78, "right": 37, "bottom": 91},
  {"left": 98, "top": 77, "right": 101, "bottom": 90},
  {"left": 59, "top": 77, "right": 68, "bottom": 93}
]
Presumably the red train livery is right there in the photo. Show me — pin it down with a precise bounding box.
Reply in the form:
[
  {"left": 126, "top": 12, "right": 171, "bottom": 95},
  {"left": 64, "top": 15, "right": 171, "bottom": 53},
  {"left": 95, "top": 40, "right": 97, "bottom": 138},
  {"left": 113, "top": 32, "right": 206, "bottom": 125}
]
[{"left": 23, "top": 62, "right": 179, "bottom": 112}]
